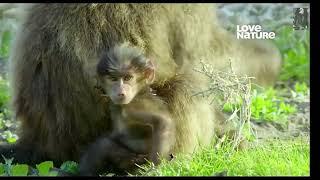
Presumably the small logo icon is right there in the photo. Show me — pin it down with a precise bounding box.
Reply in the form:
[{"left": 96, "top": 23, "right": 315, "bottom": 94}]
[{"left": 293, "top": 8, "right": 309, "bottom": 30}]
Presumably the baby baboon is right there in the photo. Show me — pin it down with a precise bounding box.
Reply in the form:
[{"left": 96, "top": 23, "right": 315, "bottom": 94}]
[
  {"left": 1, "top": 4, "right": 281, "bottom": 170},
  {"left": 78, "top": 44, "right": 175, "bottom": 175}
]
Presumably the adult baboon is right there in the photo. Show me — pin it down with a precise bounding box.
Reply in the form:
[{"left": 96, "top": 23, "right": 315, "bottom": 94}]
[{"left": 1, "top": 3, "right": 281, "bottom": 170}]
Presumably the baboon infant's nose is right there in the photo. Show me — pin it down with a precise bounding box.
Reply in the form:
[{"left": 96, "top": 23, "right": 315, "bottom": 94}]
[{"left": 118, "top": 93, "right": 125, "bottom": 97}]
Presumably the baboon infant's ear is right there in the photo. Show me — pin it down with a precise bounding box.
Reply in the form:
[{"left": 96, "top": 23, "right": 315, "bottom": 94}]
[{"left": 145, "top": 59, "right": 155, "bottom": 84}]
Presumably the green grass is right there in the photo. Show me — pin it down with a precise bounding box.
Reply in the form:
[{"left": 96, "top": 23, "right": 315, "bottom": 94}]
[
  {"left": 138, "top": 138, "right": 309, "bottom": 176},
  {"left": 0, "top": 138, "right": 309, "bottom": 176}
]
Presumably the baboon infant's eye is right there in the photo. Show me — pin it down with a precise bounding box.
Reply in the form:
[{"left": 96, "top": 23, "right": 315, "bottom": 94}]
[
  {"left": 123, "top": 74, "right": 133, "bottom": 81},
  {"left": 108, "top": 76, "right": 118, "bottom": 81}
]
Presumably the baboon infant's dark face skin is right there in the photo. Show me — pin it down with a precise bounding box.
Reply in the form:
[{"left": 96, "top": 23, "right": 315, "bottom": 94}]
[{"left": 97, "top": 44, "right": 155, "bottom": 105}]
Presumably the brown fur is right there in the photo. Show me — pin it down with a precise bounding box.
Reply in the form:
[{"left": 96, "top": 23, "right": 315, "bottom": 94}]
[
  {"left": 78, "top": 90, "right": 175, "bottom": 175},
  {"left": 78, "top": 44, "right": 175, "bottom": 175},
  {"left": 78, "top": 134, "right": 148, "bottom": 176},
  {"left": 2, "top": 4, "right": 281, "bottom": 169}
]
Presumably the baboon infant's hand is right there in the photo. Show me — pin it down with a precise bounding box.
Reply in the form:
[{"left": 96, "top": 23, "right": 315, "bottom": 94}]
[{"left": 117, "top": 153, "right": 148, "bottom": 170}]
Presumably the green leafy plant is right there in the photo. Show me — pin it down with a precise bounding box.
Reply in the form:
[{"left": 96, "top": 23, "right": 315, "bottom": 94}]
[
  {"left": 11, "top": 164, "right": 29, "bottom": 176},
  {"left": 279, "top": 48, "right": 309, "bottom": 82},
  {"left": 1, "top": 156, "right": 13, "bottom": 176},
  {"left": 36, "top": 161, "right": 58, "bottom": 176},
  {"left": 0, "top": 156, "right": 28, "bottom": 176},
  {"left": 0, "top": 79, "right": 9, "bottom": 110},
  {"left": 0, "top": 159, "right": 78, "bottom": 176},
  {"left": 292, "top": 82, "right": 309, "bottom": 99},
  {"left": 1, "top": 131, "right": 18, "bottom": 144},
  {"left": 0, "top": 163, "right": 5, "bottom": 175},
  {"left": 294, "top": 82, "right": 308, "bottom": 94},
  {"left": 59, "top": 161, "right": 79, "bottom": 175},
  {"left": 250, "top": 88, "right": 296, "bottom": 123},
  {"left": 223, "top": 88, "right": 296, "bottom": 123},
  {"left": 273, "top": 26, "right": 309, "bottom": 83}
]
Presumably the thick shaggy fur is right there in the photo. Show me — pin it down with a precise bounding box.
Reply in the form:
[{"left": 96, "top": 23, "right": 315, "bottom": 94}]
[{"left": 2, "top": 4, "right": 281, "bottom": 168}]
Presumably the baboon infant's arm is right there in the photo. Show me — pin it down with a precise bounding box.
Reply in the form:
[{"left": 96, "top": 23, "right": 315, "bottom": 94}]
[{"left": 125, "top": 110, "right": 175, "bottom": 165}]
